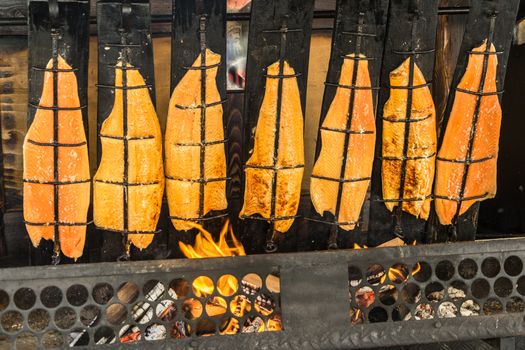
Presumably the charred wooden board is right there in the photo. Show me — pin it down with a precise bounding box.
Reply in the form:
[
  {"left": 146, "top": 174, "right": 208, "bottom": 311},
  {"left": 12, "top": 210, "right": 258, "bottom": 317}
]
[
  {"left": 97, "top": 0, "right": 166, "bottom": 262},
  {"left": 428, "top": 0, "right": 521, "bottom": 243},
  {"left": 368, "top": 0, "right": 439, "bottom": 246},
  {"left": 28, "top": 0, "right": 90, "bottom": 265},
  {"left": 0, "top": 39, "right": 27, "bottom": 212},
  {"left": 241, "top": 0, "right": 314, "bottom": 254},
  {"left": 307, "top": 0, "right": 389, "bottom": 250},
  {"left": 168, "top": 0, "right": 227, "bottom": 258}
]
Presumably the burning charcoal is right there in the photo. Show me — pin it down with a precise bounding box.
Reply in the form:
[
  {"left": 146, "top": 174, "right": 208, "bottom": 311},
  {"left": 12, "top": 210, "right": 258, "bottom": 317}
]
[
  {"left": 171, "top": 321, "right": 190, "bottom": 339},
  {"left": 119, "top": 325, "right": 141, "bottom": 343},
  {"left": 349, "top": 308, "right": 365, "bottom": 325},
  {"left": 242, "top": 316, "right": 265, "bottom": 333},
  {"left": 144, "top": 323, "right": 166, "bottom": 341},
  {"left": 267, "top": 314, "right": 282, "bottom": 331},
  {"left": 156, "top": 300, "right": 177, "bottom": 321},
  {"left": 427, "top": 290, "right": 444, "bottom": 302},
  {"left": 379, "top": 285, "right": 398, "bottom": 305},
  {"left": 144, "top": 282, "right": 165, "bottom": 301},
  {"left": 205, "top": 297, "right": 228, "bottom": 317},
  {"left": 255, "top": 293, "right": 276, "bottom": 316},
  {"left": 460, "top": 300, "right": 480, "bottom": 316},
  {"left": 230, "top": 295, "right": 252, "bottom": 317},
  {"left": 414, "top": 303, "right": 434, "bottom": 320},
  {"left": 438, "top": 301, "right": 457, "bottom": 318},
  {"left": 447, "top": 286, "right": 466, "bottom": 300},
  {"left": 131, "top": 301, "right": 153, "bottom": 324},
  {"left": 355, "top": 287, "right": 375, "bottom": 308},
  {"left": 242, "top": 280, "right": 261, "bottom": 296},
  {"left": 220, "top": 318, "right": 240, "bottom": 335},
  {"left": 366, "top": 265, "right": 386, "bottom": 286},
  {"left": 183, "top": 298, "right": 203, "bottom": 319}
]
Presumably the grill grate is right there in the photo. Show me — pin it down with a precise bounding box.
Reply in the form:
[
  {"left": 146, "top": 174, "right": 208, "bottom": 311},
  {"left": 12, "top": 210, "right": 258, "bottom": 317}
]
[{"left": 1, "top": 238, "right": 525, "bottom": 349}]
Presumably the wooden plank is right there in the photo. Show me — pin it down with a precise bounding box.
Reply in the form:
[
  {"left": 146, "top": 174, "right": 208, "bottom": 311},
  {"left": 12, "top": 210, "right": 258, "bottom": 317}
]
[
  {"left": 240, "top": 0, "right": 315, "bottom": 254},
  {"left": 96, "top": 0, "right": 166, "bottom": 262},
  {"left": 27, "top": 0, "right": 91, "bottom": 265},
  {"left": 368, "top": 0, "right": 440, "bottom": 246},
  {"left": 306, "top": 0, "right": 390, "bottom": 250},
  {"left": 428, "top": 0, "right": 521, "bottom": 243},
  {"left": 0, "top": 38, "right": 26, "bottom": 212},
  {"left": 167, "top": 0, "right": 228, "bottom": 257}
]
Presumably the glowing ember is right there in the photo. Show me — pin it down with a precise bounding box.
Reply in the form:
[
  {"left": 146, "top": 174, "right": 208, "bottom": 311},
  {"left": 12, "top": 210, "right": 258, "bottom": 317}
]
[{"left": 179, "top": 221, "right": 282, "bottom": 334}]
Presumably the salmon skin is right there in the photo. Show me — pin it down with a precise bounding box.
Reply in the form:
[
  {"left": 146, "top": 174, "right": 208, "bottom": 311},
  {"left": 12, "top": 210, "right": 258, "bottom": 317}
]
[
  {"left": 23, "top": 55, "right": 90, "bottom": 259},
  {"left": 382, "top": 59, "right": 436, "bottom": 220},
  {"left": 435, "top": 42, "right": 501, "bottom": 225},
  {"left": 310, "top": 54, "right": 375, "bottom": 231},
  {"left": 165, "top": 49, "right": 227, "bottom": 231},
  {"left": 240, "top": 61, "right": 304, "bottom": 233},
  {"left": 94, "top": 61, "right": 164, "bottom": 250}
]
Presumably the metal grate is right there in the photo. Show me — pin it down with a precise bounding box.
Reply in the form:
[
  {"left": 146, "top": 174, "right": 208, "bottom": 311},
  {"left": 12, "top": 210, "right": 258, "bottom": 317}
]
[
  {"left": 0, "top": 266, "right": 281, "bottom": 348},
  {"left": 1, "top": 239, "right": 525, "bottom": 349},
  {"left": 348, "top": 251, "right": 525, "bottom": 325}
]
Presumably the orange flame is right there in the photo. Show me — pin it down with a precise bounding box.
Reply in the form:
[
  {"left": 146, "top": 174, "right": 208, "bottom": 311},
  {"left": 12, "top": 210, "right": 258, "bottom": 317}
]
[{"left": 179, "top": 221, "right": 281, "bottom": 333}]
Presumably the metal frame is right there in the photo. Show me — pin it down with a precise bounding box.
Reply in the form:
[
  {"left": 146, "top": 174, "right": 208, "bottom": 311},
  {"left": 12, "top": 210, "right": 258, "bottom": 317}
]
[
  {"left": 95, "top": 3, "right": 160, "bottom": 261},
  {"left": 434, "top": 11, "right": 504, "bottom": 241},
  {"left": 165, "top": 15, "right": 230, "bottom": 226},
  {"left": 240, "top": 23, "right": 305, "bottom": 253},
  {"left": 1, "top": 238, "right": 525, "bottom": 349}
]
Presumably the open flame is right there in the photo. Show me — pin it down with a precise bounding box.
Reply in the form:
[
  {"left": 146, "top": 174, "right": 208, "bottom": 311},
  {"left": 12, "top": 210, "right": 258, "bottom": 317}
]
[
  {"left": 353, "top": 240, "right": 421, "bottom": 283},
  {"left": 179, "top": 220, "right": 282, "bottom": 334}
]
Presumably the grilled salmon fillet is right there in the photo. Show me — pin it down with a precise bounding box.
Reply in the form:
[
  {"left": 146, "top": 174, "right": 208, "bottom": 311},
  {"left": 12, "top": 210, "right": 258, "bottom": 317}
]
[
  {"left": 240, "top": 60, "right": 304, "bottom": 233},
  {"left": 382, "top": 59, "right": 436, "bottom": 220},
  {"left": 310, "top": 54, "right": 375, "bottom": 231},
  {"left": 435, "top": 42, "right": 501, "bottom": 225},
  {"left": 165, "top": 49, "right": 227, "bottom": 231},
  {"left": 94, "top": 61, "right": 164, "bottom": 249},
  {"left": 23, "top": 55, "right": 90, "bottom": 259}
]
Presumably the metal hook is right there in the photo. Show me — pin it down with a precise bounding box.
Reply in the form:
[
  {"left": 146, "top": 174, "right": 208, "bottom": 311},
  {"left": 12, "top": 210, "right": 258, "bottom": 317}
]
[
  {"left": 51, "top": 242, "right": 61, "bottom": 265},
  {"left": 264, "top": 228, "right": 278, "bottom": 253},
  {"left": 117, "top": 236, "right": 132, "bottom": 262},
  {"left": 121, "top": 1, "right": 133, "bottom": 32},
  {"left": 48, "top": 0, "right": 60, "bottom": 28}
]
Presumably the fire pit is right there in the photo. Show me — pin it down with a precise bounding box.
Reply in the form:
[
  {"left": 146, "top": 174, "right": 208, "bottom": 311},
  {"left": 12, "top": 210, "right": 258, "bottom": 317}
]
[{"left": 1, "top": 238, "right": 525, "bottom": 349}]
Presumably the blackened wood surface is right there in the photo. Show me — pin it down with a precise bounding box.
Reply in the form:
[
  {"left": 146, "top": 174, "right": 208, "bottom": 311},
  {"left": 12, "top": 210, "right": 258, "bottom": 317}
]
[
  {"left": 28, "top": 0, "right": 90, "bottom": 265},
  {"left": 0, "top": 39, "right": 27, "bottom": 212},
  {"left": 97, "top": 0, "right": 165, "bottom": 262},
  {"left": 167, "top": 0, "right": 227, "bottom": 258},
  {"left": 240, "top": 0, "right": 314, "bottom": 254},
  {"left": 368, "top": 0, "right": 439, "bottom": 247},
  {"left": 428, "top": 0, "right": 521, "bottom": 243},
  {"left": 433, "top": 0, "right": 468, "bottom": 127},
  {"left": 307, "top": 0, "right": 389, "bottom": 250}
]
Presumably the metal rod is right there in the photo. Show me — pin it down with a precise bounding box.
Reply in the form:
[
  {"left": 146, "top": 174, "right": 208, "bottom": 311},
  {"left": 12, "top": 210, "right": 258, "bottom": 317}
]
[
  {"left": 265, "top": 23, "right": 288, "bottom": 254},
  {"left": 198, "top": 16, "right": 207, "bottom": 222},
  {"left": 392, "top": 12, "right": 423, "bottom": 240},
  {"left": 120, "top": 27, "right": 131, "bottom": 261},
  {"left": 449, "top": 12, "right": 499, "bottom": 241},
  {"left": 328, "top": 12, "right": 366, "bottom": 250},
  {"left": 0, "top": 7, "right": 473, "bottom": 29},
  {"left": 51, "top": 28, "right": 61, "bottom": 265}
]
